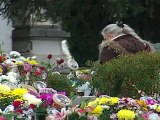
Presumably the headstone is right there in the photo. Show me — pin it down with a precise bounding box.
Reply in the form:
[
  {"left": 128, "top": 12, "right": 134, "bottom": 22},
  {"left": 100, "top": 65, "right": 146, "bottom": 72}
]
[{"left": 12, "top": 21, "right": 70, "bottom": 63}]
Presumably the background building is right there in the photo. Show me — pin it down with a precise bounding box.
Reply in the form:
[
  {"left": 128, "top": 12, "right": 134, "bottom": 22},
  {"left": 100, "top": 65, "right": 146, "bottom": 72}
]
[{"left": 0, "top": 16, "right": 13, "bottom": 54}]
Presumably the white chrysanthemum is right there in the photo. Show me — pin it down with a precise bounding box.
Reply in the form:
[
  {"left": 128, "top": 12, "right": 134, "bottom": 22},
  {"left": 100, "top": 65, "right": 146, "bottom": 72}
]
[
  {"left": 0, "top": 73, "right": 18, "bottom": 84},
  {"left": 17, "top": 56, "right": 26, "bottom": 61},
  {"left": 149, "top": 104, "right": 158, "bottom": 110},
  {"left": 10, "top": 51, "right": 21, "bottom": 58},
  {"left": 0, "top": 75, "right": 10, "bottom": 82},
  {"left": 0, "top": 84, "right": 11, "bottom": 92},
  {"left": 3, "top": 105, "right": 14, "bottom": 114},
  {"left": 148, "top": 113, "right": 160, "bottom": 120},
  {"left": 7, "top": 72, "right": 17, "bottom": 78},
  {"left": 23, "top": 93, "right": 42, "bottom": 106},
  {"left": 8, "top": 75, "right": 17, "bottom": 83},
  {"left": 6, "top": 72, "right": 18, "bottom": 83}
]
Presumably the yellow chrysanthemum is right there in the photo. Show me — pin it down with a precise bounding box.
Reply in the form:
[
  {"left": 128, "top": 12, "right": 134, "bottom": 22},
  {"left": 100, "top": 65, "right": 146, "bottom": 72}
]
[
  {"left": 156, "top": 105, "right": 160, "bottom": 112},
  {"left": 99, "top": 97, "right": 110, "bottom": 105},
  {"left": 87, "top": 100, "right": 98, "bottom": 107},
  {"left": 0, "top": 67, "right": 3, "bottom": 75},
  {"left": 0, "top": 92, "right": 14, "bottom": 100},
  {"left": 14, "top": 99, "right": 24, "bottom": 102},
  {"left": 89, "top": 105, "right": 103, "bottom": 116},
  {"left": 0, "top": 84, "right": 11, "bottom": 92},
  {"left": 28, "top": 60, "right": 38, "bottom": 65},
  {"left": 12, "top": 88, "right": 28, "bottom": 96},
  {"left": 95, "top": 98, "right": 100, "bottom": 102},
  {"left": 24, "top": 58, "right": 30, "bottom": 63},
  {"left": 14, "top": 61, "right": 23, "bottom": 65},
  {"left": 117, "top": 109, "right": 135, "bottom": 120},
  {"left": 110, "top": 97, "right": 119, "bottom": 105}
]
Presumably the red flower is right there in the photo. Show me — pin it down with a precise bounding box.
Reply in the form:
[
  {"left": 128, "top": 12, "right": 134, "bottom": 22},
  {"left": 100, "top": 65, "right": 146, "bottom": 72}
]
[
  {"left": 0, "top": 116, "right": 6, "bottom": 120},
  {"left": 56, "top": 58, "right": 64, "bottom": 64},
  {"left": 34, "top": 69, "right": 42, "bottom": 76},
  {"left": 0, "top": 56, "right": 3, "bottom": 62},
  {"left": 14, "top": 109, "right": 23, "bottom": 114},
  {"left": 39, "top": 66, "right": 45, "bottom": 71},
  {"left": 78, "top": 108, "right": 86, "bottom": 114},
  {"left": 12, "top": 101, "right": 22, "bottom": 108},
  {"left": 29, "top": 104, "right": 36, "bottom": 109},
  {"left": 47, "top": 54, "right": 52, "bottom": 59}
]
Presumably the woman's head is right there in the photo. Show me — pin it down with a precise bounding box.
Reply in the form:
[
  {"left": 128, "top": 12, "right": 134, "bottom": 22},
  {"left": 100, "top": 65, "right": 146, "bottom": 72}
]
[
  {"left": 101, "top": 24, "right": 124, "bottom": 40},
  {"left": 101, "top": 23, "right": 143, "bottom": 42}
]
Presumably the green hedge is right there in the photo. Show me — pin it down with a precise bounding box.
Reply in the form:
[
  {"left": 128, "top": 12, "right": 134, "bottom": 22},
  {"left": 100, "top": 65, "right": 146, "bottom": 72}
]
[{"left": 89, "top": 52, "right": 160, "bottom": 97}]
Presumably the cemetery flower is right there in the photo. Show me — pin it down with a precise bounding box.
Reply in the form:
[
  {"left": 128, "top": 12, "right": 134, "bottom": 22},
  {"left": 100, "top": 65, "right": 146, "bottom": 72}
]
[
  {"left": 98, "top": 97, "right": 110, "bottom": 105},
  {"left": 0, "top": 116, "right": 5, "bottom": 120},
  {"left": 117, "top": 109, "right": 136, "bottom": 120},
  {"left": 10, "top": 51, "right": 21, "bottom": 58},
  {"left": 148, "top": 113, "right": 160, "bottom": 120},
  {"left": 12, "top": 100, "right": 23, "bottom": 108},
  {"left": 12, "top": 88, "right": 28, "bottom": 96},
  {"left": 156, "top": 105, "right": 160, "bottom": 112},
  {"left": 47, "top": 54, "right": 52, "bottom": 59},
  {"left": 89, "top": 105, "right": 103, "bottom": 116},
  {"left": 110, "top": 97, "right": 119, "bottom": 105},
  {"left": 23, "top": 62, "right": 32, "bottom": 72},
  {"left": 56, "top": 58, "right": 64, "bottom": 64},
  {"left": 0, "top": 67, "right": 2, "bottom": 75},
  {"left": 23, "top": 93, "right": 42, "bottom": 106},
  {"left": 0, "top": 56, "right": 3, "bottom": 62},
  {"left": 0, "top": 64, "right": 6, "bottom": 75},
  {"left": 27, "top": 59, "right": 38, "bottom": 65},
  {"left": 0, "top": 84, "right": 11, "bottom": 92}
]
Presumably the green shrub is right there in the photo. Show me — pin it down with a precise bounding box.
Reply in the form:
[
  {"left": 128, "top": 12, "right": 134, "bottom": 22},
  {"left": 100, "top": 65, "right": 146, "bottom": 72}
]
[
  {"left": 46, "top": 73, "right": 73, "bottom": 95},
  {"left": 89, "top": 52, "right": 160, "bottom": 97}
]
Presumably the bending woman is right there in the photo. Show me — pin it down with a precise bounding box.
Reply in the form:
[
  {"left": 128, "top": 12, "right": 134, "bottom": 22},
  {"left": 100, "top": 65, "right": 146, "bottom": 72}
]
[{"left": 99, "top": 22, "right": 155, "bottom": 64}]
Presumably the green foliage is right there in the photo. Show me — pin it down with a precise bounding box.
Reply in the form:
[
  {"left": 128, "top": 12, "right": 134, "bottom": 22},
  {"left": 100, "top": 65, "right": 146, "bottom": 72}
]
[
  {"left": 0, "top": 0, "right": 47, "bottom": 25},
  {"left": 90, "top": 52, "right": 160, "bottom": 97},
  {"left": 46, "top": 73, "right": 73, "bottom": 95},
  {"left": 99, "top": 109, "right": 111, "bottom": 120},
  {"left": 67, "top": 112, "right": 87, "bottom": 120}
]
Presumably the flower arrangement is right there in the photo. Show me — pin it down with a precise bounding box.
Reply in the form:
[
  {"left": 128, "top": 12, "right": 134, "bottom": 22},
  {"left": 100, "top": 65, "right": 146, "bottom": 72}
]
[{"left": 0, "top": 50, "right": 159, "bottom": 120}]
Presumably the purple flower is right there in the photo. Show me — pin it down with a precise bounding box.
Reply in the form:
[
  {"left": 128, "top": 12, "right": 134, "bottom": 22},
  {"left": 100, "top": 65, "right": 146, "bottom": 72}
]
[
  {"left": 40, "top": 93, "right": 53, "bottom": 106},
  {"left": 23, "top": 62, "right": 32, "bottom": 72}
]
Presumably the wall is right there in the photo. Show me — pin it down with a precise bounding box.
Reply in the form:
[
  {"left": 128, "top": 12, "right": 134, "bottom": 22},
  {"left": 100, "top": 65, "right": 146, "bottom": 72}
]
[
  {"left": 30, "top": 38, "right": 67, "bottom": 62},
  {"left": 0, "top": 16, "right": 13, "bottom": 54}
]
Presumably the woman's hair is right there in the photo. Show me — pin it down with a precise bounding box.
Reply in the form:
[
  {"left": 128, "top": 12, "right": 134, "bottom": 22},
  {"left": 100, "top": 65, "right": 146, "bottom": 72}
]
[
  {"left": 101, "top": 22, "right": 155, "bottom": 52},
  {"left": 101, "top": 23, "right": 144, "bottom": 43}
]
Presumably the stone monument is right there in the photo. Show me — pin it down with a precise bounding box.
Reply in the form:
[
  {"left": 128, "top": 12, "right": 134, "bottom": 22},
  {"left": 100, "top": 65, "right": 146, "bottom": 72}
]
[{"left": 12, "top": 20, "right": 70, "bottom": 63}]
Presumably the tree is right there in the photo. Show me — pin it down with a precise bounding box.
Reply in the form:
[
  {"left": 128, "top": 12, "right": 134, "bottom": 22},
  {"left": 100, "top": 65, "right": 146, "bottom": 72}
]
[
  {"left": 47, "top": 0, "right": 119, "bottom": 65},
  {"left": 47, "top": 0, "right": 160, "bottom": 65},
  {"left": 0, "top": 0, "right": 160, "bottom": 65},
  {"left": 0, "top": 0, "right": 47, "bottom": 25}
]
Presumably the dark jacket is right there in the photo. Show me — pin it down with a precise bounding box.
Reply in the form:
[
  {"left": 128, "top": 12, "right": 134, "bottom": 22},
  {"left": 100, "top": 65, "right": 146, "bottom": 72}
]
[{"left": 99, "top": 34, "right": 155, "bottom": 64}]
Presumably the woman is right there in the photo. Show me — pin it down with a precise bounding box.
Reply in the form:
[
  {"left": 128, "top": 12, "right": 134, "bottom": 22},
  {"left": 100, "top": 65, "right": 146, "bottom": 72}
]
[{"left": 99, "top": 22, "right": 155, "bottom": 64}]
